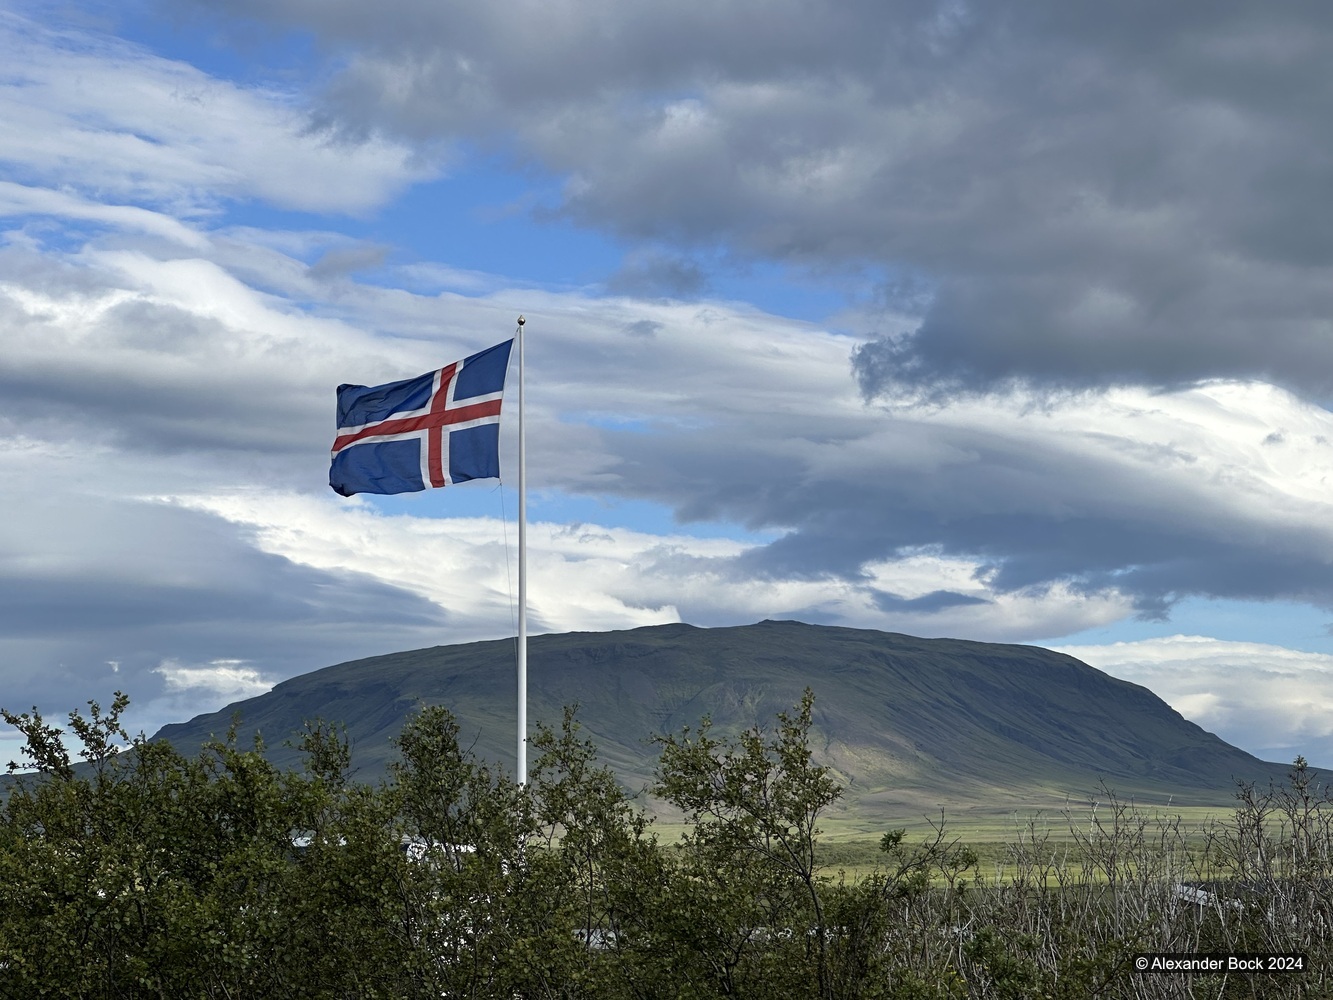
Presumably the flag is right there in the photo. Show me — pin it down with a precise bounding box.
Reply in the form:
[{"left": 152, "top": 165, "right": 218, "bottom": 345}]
[{"left": 330, "top": 339, "right": 513, "bottom": 497}]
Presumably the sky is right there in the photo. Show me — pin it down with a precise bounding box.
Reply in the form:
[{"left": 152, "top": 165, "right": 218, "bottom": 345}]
[{"left": 3, "top": 0, "right": 1333, "bottom": 770}]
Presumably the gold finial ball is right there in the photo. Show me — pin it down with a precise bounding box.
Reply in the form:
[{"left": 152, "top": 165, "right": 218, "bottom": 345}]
[{"left": 517, "top": 315, "right": 525, "bottom": 326}]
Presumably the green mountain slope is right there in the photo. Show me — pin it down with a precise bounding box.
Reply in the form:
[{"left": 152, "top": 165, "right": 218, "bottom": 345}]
[{"left": 152, "top": 620, "right": 1285, "bottom": 825}]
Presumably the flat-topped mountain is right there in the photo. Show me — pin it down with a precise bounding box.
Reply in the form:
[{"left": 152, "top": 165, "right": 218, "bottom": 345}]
[{"left": 153, "top": 620, "right": 1286, "bottom": 826}]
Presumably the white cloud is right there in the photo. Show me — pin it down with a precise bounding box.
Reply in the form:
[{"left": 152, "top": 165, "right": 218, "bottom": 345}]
[
  {"left": 139, "top": 658, "right": 276, "bottom": 742},
  {"left": 170, "top": 490, "right": 731, "bottom": 636},
  {"left": 1059, "top": 636, "right": 1333, "bottom": 766},
  {"left": 910, "top": 380, "right": 1333, "bottom": 555},
  {"left": 0, "top": 182, "right": 207, "bottom": 247},
  {"left": 0, "top": 11, "right": 437, "bottom": 216},
  {"left": 154, "top": 658, "right": 274, "bottom": 699},
  {"left": 166, "top": 489, "right": 1135, "bottom": 643}
]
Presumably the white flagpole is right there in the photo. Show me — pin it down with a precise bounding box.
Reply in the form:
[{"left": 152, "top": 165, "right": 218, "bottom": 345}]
[{"left": 516, "top": 315, "right": 527, "bottom": 786}]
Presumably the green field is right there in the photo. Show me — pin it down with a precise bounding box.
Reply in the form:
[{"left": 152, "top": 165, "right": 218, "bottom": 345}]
[{"left": 655, "top": 800, "right": 1245, "bottom": 881}]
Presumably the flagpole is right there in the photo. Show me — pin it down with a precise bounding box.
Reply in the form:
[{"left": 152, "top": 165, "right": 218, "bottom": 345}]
[{"left": 516, "top": 315, "right": 527, "bottom": 786}]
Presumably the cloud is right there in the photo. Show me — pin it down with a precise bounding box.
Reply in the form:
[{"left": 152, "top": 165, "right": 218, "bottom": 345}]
[
  {"left": 7, "top": 5, "right": 1320, "bottom": 630},
  {"left": 140, "top": 657, "right": 277, "bottom": 746},
  {"left": 0, "top": 182, "right": 207, "bottom": 247},
  {"left": 178, "top": 0, "right": 1333, "bottom": 395},
  {"left": 558, "top": 321, "right": 1333, "bottom": 616},
  {"left": 0, "top": 11, "right": 436, "bottom": 216},
  {"left": 154, "top": 658, "right": 274, "bottom": 700},
  {"left": 623, "top": 319, "right": 662, "bottom": 338},
  {"left": 307, "top": 243, "right": 391, "bottom": 281},
  {"left": 605, "top": 248, "right": 709, "bottom": 299},
  {"left": 0, "top": 443, "right": 450, "bottom": 740},
  {"left": 170, "top": 489, "right": 1133, "bottom": 645},
  {"left": 1060, "top": 636, "right": 1333, "bottom": 766},
  {"left": 6, "top": 216, "right": 1333, "bottom": 634}
]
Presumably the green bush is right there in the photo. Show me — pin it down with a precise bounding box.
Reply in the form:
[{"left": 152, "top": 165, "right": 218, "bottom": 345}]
[{"left": 3, "top": 693, "right": 1332, "bottom": 998}]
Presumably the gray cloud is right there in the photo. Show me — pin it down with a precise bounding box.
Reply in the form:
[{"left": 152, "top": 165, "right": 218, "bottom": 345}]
[
  {"left": 0, "top": 494, "right": 448, "bottom": 735},
  {"left": 176, "top": 0, "right": 1333, "bottom": 397},
  {"left": 0, "top": 242, "right": 347, "bottom": 490},
  {"left": 622, "top": 319, "right": 663, "bottom": 338},
  {"left": 557, "top": 385, "right": 1333, "bottom": 619},
  {"left": 606, "top": 249, "right": 708, "bottom": 299},
  {"left": 872, "top": 590, "right": 989, "bottom": 614},
  {"left": 307, "top": 243, "right": 391, "bottom": 281}
]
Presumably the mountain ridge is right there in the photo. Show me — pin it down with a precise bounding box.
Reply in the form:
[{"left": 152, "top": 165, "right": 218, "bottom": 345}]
[{"left": 153, "top": 620, "right": 1286, "bottom": 827}]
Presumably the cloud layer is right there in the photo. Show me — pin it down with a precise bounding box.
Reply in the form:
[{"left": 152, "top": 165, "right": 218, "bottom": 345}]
[
  {"left": 179, "top": 0, "right": 1333, "bottom": 398},
  {"left": 5, "top": 198, "right": 1332, "bottom": 757},
  {"left": 10, "top": 208, "right": 1332, "bottom": 633}
]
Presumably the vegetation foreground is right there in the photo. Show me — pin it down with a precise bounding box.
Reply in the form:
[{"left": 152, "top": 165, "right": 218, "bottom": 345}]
[{"left": 1, "top": 693, "right": 1330, "bottom": 999}]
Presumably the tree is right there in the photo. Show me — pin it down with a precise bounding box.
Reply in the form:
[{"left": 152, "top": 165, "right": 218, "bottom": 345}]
[
  {"left": 0, "top": 698, "right": 427, "bottom": 998},
  {"left": 652, "top": 689, "right": 842, "bottom": 998},
  {"left": 2, "top": 688, "right": 986, "bottom": 999}
]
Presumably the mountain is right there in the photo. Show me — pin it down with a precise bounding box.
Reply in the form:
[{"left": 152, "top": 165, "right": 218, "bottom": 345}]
[{"left": 152, "top": 620, "right": 1285, "bottom": 827}]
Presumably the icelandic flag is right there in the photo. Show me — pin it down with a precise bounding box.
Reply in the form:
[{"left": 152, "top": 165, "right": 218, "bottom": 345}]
[{"left": 330, "top": 339, "right": 513, "bottom": 497}]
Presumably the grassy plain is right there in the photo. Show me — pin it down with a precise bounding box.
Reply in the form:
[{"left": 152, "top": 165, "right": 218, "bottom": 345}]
[
  {"left": 820, "top": 801, "right": 1234, "bottom": 841},
  {"left": 649, "top": 801, "right": 1242, "bottom": 880},
  {"left": 814, "top": 798, "right": 1294, "bottom": 884}
]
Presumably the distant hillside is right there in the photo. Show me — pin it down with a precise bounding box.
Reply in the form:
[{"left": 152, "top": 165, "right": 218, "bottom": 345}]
[{"left": 153, "top": 620, "right": 1286, "bottom": 827}]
